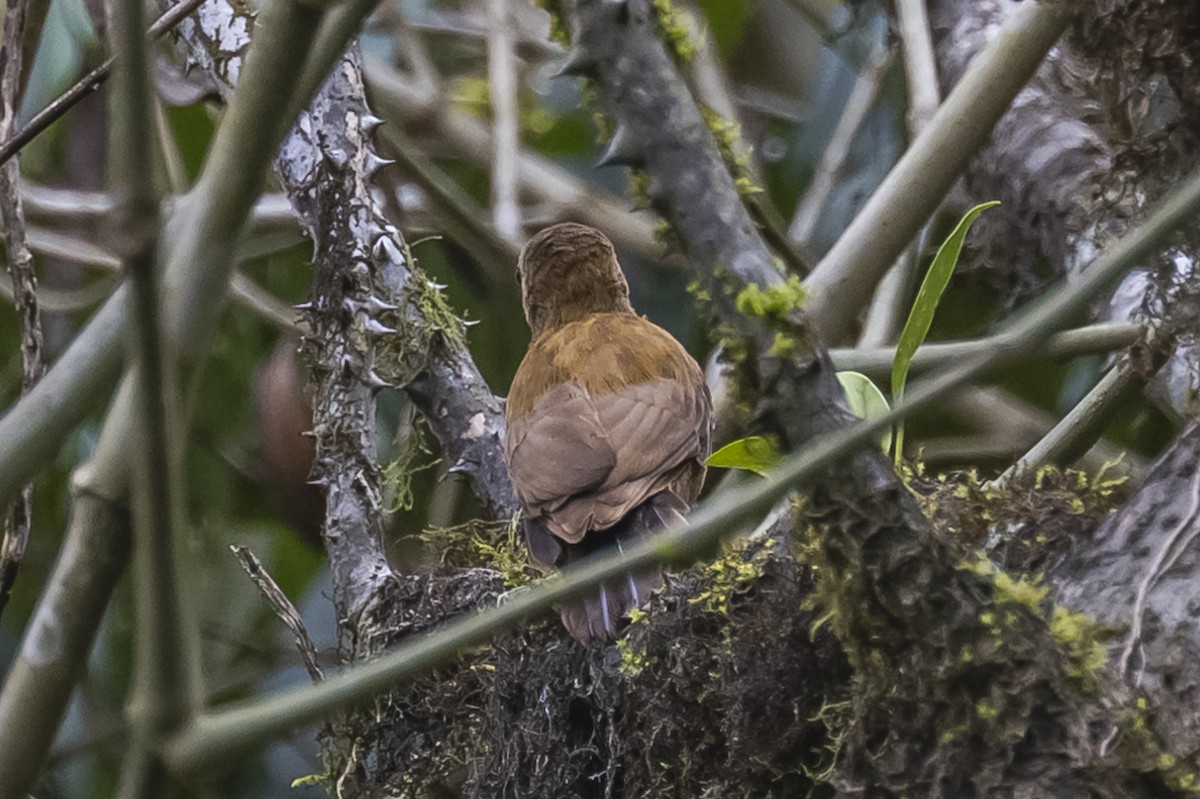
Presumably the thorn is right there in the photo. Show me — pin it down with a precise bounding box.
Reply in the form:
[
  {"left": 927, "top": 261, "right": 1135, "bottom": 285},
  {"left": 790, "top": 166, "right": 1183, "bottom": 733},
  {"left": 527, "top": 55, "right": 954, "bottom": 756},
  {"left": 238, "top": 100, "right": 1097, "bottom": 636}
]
[
  {"left": 555, "top": 48, "right": 598, "bottom": 77},
  {"left": 364, "top": 369, "right": 390, "bottom": 390},
  {"left": 363, "top": 318, "right": 396, "bottom": 336},
  {"left": 463, "top": 318, "right": 480, "bottom": 327},
  {"left": 364, "top": 152, "right": 395, "bottom": 176},
  {"left": 365, "top": 296, "right": 399, "bottom": 313},
  {"left": 342, "top": 298, "right": 365, "bottom": 313},
  {"left": 447, "top": 458, "right": 470, "bottom": 475},
  {"left": 596, "top": 126, "right": 642, "bottom": 168},
  {"left": 361, "top": 114, "right": 385, "bottom": 133},
  {"left": 293, "top": 301, "right": 313, "bottom": 311},
  {"left": 373, "top": 235, "right": 403, "bottom": 264}
]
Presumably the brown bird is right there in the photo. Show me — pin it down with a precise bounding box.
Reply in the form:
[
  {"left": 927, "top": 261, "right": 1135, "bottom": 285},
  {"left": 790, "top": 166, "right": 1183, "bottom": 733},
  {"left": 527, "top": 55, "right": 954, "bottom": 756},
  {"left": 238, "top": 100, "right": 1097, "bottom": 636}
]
[{"left": 504, "top": 223, "right": 713, "bottom": 643}]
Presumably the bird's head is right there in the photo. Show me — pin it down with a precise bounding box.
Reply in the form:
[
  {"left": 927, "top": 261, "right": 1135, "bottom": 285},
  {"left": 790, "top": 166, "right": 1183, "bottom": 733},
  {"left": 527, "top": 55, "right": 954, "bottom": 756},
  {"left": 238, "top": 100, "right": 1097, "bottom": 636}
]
[{"left": 517, "top": 223, "right": 634, "bottom": 337}]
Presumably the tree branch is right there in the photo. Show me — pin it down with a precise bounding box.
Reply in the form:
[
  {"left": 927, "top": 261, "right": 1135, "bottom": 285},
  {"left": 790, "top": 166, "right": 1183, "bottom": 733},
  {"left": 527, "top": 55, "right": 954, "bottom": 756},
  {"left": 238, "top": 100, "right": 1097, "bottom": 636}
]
[
  {"left": 0, "top": 0, "right": 43, "bottom": 623},
  {"left": 109, "top": 0, "right": 197, "bottom": 786}
]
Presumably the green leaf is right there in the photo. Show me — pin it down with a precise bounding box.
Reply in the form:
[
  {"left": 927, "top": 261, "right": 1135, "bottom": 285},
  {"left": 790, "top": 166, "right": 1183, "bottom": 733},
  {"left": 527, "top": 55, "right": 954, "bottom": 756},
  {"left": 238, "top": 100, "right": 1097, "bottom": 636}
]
[
  {"left": 836, "top": 371, "right": 892, "bottom": 452},
  {"left": 891, "top": 201, "right": 1000, "bottom": 462},
  {"left": 706, "top": 436, "right": 781, "bottom": 476},
  {"left": 291, "top": 774, "right": 326, "bottom": 788}
]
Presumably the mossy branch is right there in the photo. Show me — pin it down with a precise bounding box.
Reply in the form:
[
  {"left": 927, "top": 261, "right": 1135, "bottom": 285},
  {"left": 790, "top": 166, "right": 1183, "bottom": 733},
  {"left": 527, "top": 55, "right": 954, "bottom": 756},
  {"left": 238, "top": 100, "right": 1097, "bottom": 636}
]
[{"left": 163, "top": 162, "right": 1200, "bottom": 770}]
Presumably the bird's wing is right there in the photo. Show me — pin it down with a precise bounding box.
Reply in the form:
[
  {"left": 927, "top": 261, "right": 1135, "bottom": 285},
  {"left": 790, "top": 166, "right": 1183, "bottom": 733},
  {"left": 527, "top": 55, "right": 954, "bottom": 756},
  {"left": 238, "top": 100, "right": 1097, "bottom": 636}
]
[
  {"left": 593, "top": 376, "right": 710, "bottom": 492},
  {"left": 544, "top": 375, "right": 710, "bottom": 539},
  {"left": 504, "top": 380, "right": 617, "bottom": 525}
]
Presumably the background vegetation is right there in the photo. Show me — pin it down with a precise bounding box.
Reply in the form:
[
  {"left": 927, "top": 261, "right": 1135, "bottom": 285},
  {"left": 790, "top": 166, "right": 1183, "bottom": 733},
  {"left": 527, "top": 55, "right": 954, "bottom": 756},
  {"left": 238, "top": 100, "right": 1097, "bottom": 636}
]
[{"left": 0, "top": 0, "right": 1198, "bottom": 795}]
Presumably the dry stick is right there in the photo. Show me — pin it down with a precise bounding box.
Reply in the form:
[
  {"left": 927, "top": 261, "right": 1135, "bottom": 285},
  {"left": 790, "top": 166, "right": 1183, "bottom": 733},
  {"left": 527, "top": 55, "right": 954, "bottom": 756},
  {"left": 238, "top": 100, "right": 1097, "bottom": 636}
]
[
  {"left": 231, "top": 546, "right": 323, "bottom": 683},
  {"left": 161, "top": 145, "right": 1200, "bottom": 781},
  {"left": 0, "top": 0, "right": 209, "bottom": 168},
  {"left": 0, "top": 0, "right": 43, "bottom": 624},
  {"left": 804, "top": 0, "right": 1072, "bottom": 342}
]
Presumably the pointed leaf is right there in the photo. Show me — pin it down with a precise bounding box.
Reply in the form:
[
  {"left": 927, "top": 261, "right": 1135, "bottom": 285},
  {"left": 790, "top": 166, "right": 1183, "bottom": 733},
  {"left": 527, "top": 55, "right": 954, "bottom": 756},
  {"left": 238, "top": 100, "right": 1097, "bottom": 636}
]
[{"left": 892, "top": 201, "right": 1000, "bottom": 461}]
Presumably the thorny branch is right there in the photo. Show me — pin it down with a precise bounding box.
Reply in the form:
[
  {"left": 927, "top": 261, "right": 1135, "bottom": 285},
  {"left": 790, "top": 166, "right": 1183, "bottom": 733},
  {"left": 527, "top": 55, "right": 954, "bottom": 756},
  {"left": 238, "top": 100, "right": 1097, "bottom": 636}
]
[{"left": 0, "top": 0, "right": 43, "bottom": 622}]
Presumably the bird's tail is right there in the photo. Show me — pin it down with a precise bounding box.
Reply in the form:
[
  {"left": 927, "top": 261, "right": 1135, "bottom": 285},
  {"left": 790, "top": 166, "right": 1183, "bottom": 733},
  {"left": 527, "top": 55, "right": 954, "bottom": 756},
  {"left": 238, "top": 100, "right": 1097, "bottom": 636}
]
[{"left": 559, "top": 491, "right": 687, "bottom": 644}]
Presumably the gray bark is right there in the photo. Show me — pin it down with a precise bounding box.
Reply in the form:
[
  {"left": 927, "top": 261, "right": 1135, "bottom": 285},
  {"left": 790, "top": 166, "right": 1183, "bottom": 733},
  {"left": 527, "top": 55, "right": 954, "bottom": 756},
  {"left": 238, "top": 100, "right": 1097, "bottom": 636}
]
[{"left": 1054, "top": 421, "right": 1200, "bottom": 764}]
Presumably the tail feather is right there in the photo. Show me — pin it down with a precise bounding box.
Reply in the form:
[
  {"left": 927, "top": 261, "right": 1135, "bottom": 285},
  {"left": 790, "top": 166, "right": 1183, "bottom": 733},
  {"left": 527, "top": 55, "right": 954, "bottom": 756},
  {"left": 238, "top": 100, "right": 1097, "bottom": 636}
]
[{"left": 559, "top": 491, "right": 686, "bottom": 644}]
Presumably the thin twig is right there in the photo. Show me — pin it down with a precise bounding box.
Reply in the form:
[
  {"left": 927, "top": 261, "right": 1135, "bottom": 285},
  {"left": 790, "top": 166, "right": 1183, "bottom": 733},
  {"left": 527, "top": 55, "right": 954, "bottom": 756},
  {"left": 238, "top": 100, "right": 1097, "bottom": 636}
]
[
  {"left": 830, "top": 322, "right": 1141, "bottom": 378},
  {"left": 0, "top": 0, "right": 210, "bottom": 168},
  {"left": 0, "top": 273, "right": 113, "bottom": 312},
  {"left": 788, "top": 43, "right": 893, "bottom": 248},
  {"left": 0, "top": 0, "right": 42, "bottom": 624},
  {"left": 361, "top": 54, "right": 670, "bottom": 265},
  {"left": 993, "top": 354, "right": 1155, "bottom": 488},
  {"left": 895, "top": 0, "right": 940, "bottom": 134},
  {"left": 944, "top": 386, "right": 1144, "bottom": 479},
  {"left": 231, "top": 546, "right": 323, "bottom": 683},
  {"left": 20, "top": 182, "right": 298, "bottom": 227},
  {"left": 19, "top": 225, "right": 299, "bottom": 331}
]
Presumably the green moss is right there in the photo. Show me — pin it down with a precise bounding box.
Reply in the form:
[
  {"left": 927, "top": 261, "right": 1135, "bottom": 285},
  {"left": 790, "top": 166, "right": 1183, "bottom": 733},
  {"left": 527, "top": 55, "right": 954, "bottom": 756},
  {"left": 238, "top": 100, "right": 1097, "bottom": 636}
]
[
  {"left": 419, "top": 515, "right": 536, "bottom": 588},
  {"left": 689, "top": 537, "right": 768, "bottom": 616},
  {"left": 700, "top": 105, "right": 764, "bottom": 198},
  {"left": 382, "top": 416, "right": 438, "bottom": 513},
  {"left": 770, "top": 331, "right": 796, "bottom": 358},
  {"left": 617, "top": 609, "right": 653, "bottom": 675},
  {"left": 685, "top": 279, "right": 711, "bottom": 304},
  {"left": 534, "top": 0, "right": 570, "bottom": 46},
  {"left": 735, "top": 276, "right": 808, "bottom": 325},
  {"left": 649, "top": 0, "right": 699, "bottom": 63},
  {"left": 1048, "top": 606, "right": 1108, "bottom": 685},
  {"left": 975, "top": 699, "right": 998, "bottom": 721},
  {"left": 628, "top": 169, "right": 652, "bottom": 211}
]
